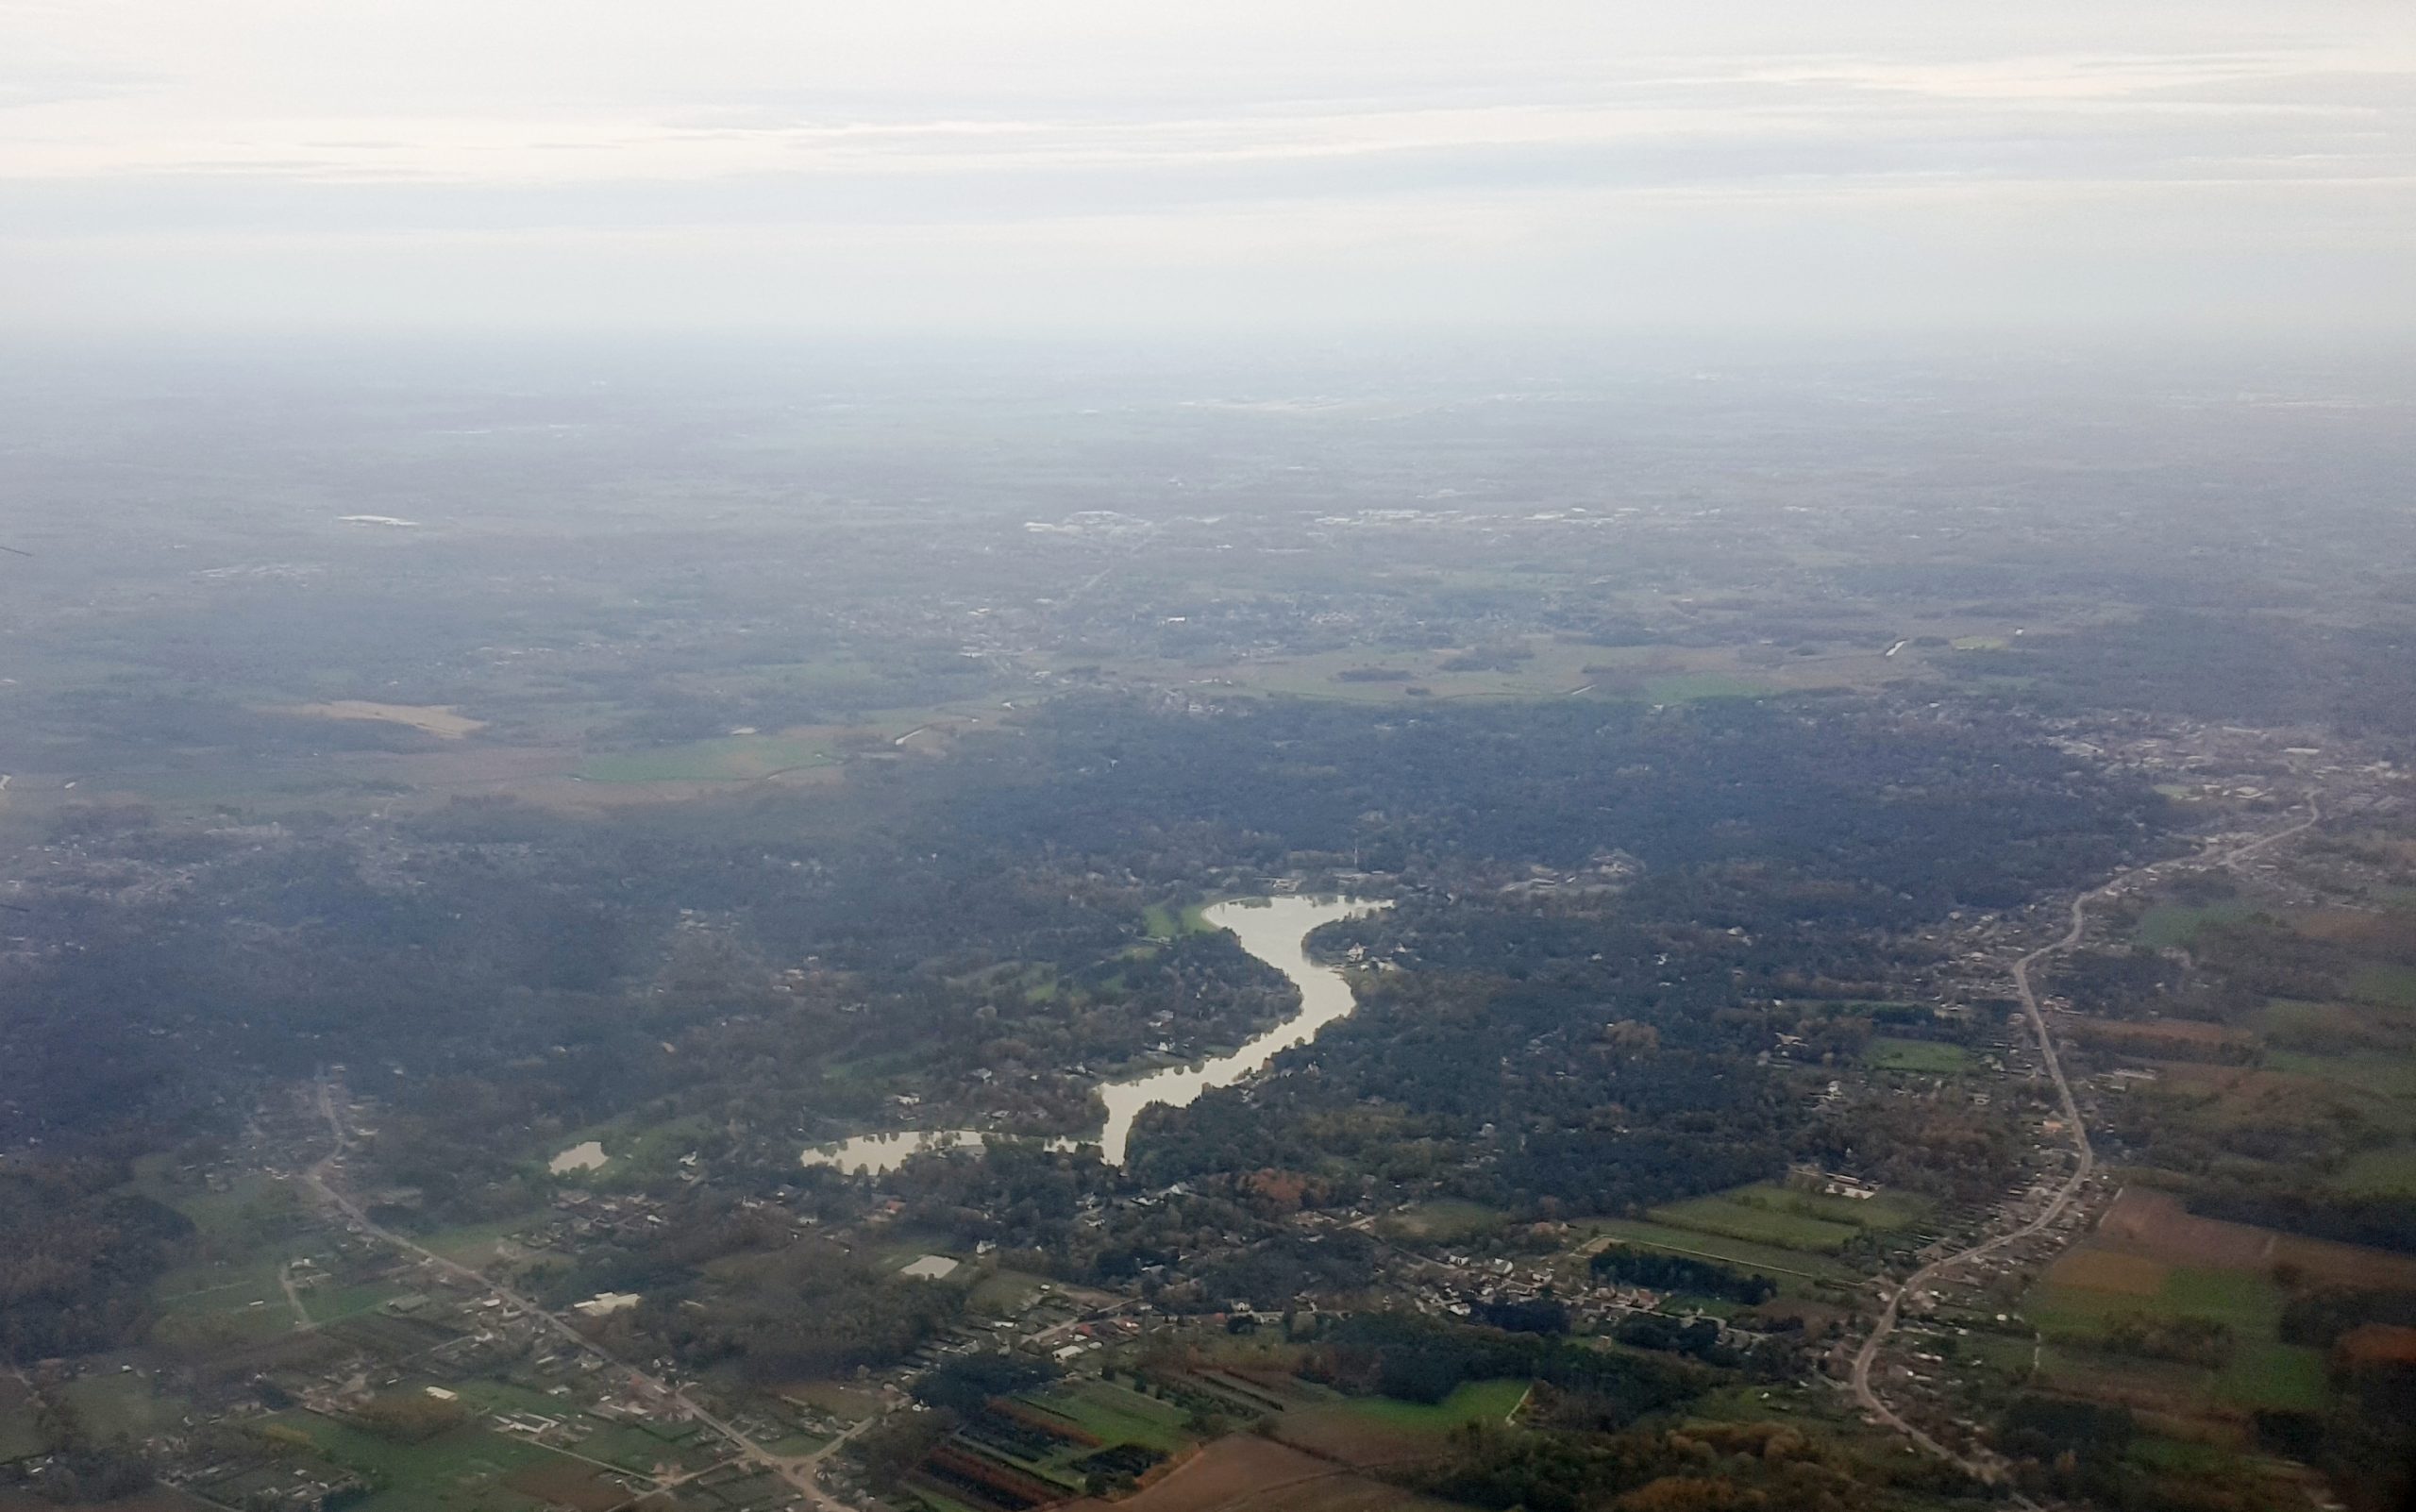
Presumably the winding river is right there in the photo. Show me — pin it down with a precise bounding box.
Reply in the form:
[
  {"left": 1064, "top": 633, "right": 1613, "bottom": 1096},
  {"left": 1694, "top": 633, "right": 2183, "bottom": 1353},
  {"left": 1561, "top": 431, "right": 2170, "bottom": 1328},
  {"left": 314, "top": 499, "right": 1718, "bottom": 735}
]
[{"left": 802, "top": 894, "right": 1384, "bottom": 1174}]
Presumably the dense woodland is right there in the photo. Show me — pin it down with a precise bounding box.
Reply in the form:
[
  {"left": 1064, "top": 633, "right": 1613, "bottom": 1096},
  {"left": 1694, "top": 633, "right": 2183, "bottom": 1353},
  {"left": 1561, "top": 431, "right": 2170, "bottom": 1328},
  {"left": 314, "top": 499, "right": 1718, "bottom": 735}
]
[{"left": 0, "top": 688, "right": 2168, "bottom": 1379}]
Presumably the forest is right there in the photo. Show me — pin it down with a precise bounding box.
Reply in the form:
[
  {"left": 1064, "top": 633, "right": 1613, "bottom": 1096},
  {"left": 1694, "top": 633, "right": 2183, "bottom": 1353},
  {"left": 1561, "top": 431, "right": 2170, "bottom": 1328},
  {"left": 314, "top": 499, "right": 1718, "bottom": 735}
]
[{"left": 0, "top": 686, "right": 2174, "bottom": 1369}]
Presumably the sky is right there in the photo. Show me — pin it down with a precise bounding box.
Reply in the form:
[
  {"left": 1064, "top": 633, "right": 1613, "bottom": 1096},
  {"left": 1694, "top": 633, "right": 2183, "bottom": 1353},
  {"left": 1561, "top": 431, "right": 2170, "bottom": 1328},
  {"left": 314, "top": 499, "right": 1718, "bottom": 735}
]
[{"left": 3, "top": 1, "right": 2412, "bottom": 340}]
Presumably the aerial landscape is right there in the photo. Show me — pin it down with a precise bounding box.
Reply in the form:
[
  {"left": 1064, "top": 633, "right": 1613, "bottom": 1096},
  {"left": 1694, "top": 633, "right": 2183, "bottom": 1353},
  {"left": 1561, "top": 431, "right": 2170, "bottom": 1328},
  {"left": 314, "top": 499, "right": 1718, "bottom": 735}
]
[{"left": 5, "top": 6, "right": 2416, "bottom": 1512}]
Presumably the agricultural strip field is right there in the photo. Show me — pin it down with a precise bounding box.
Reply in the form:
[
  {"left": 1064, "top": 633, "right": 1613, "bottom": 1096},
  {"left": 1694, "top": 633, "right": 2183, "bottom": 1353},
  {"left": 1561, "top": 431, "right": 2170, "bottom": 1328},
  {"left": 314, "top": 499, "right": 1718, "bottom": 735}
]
[
  {"left": 1581, "top": 1220, "right": 1859, "bottom": 1285},
  {"left": 1026, "top": 1380, "right": 1191, "bottom": 1453},
  {"left": 2022, "top": 1186, "right": 2416, "bottom": 1425},
  {"left": 1056, "top": 1432, "right": 1463, "bottom": 1512},
  {"left": 900, "top": 1379, "right": 1197, "bottom": 1510}
]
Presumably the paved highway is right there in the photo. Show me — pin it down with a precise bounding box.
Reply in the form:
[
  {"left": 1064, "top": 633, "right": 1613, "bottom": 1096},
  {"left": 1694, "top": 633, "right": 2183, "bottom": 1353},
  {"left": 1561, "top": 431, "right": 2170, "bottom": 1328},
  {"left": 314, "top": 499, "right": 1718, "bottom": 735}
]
[{"left": 1848, "top": 801, "right": 2321, "bottom": 1489}]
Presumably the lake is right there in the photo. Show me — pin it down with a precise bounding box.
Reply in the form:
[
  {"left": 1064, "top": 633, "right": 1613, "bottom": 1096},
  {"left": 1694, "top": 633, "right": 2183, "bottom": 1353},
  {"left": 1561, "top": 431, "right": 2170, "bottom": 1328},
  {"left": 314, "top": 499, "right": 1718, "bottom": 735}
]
[
  {"left": 1093, "top": 895, "right": 1381, "bottom": 1164},
  {"left": 799, "top": 893, "right": 1384, "bottom": 1173}
]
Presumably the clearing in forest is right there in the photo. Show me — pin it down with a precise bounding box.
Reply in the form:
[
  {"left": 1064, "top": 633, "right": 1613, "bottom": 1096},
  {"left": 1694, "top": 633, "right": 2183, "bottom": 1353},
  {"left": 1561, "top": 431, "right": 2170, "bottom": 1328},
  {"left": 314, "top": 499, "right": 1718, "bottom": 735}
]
[{"left": 1864, "top": 1036, "right": 1974, "bottom": 1074}]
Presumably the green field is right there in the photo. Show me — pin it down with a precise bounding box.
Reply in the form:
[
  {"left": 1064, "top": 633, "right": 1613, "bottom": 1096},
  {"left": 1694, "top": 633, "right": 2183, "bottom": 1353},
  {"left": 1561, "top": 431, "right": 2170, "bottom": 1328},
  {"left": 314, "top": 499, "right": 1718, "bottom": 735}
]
[
  {"left": 2136, "top": 901, "right": 2254, "bottom": 950},
  {"left": 140, "top": 1162, "right": 347, "bottom": 1348},
  {"left": 0, "top": 1380, "right": 39, "bottom": 1464},
  {"left": 776, "top": 1381, "right": 888, "bottom": 1425},
  {"left": 2267, "top": 1049, "right": 2416, "bottom": 1101},
  {"left": 2215, "top": 1342, "right": 2329, "bottom": 1410},
  {"left": 2129, "top": 1437, "right": 2228, "bottom": 1474},
  {"left": 2350, "top": 963, "right": 2416, "bottom": 1009},
  {"left": 2022, "top": 1262, "right": 2324, "bottom": 1410},
  {"left": 575, "top": 1418, "right": 723, "bottom": 1473},
  {"left": 1601, "top": 1180, "right": 1926, "bottom": 1277},
  {"left": 575, "top": 733, "right": 836, "bottom": 784},
  {"left": 442, "top": 1379, "right": 594, "bottom": 1425},
  {"left": 268, "top": 1412, "right": 551, "bottom": 1512},
  {"left": 59, "top": 1372, "right": 192, "bottom": 1441},
  {"left": 966, "top": 1268, "right": 1051, "bottom": 1317},
  {"left": 1638, "top": 673, "right": 1772, "bottom": 703},
  {"left": 1864, "top": 1036, "right": 1975, "bottom": 1074},
  {"left": 417, "top": 1216, "right": 543, "bottom": 1268},
  {"left": 1739, "top": 1182, "right": 1929, "bottom": 1233},
  {"left": 1583, "top": 1219, "right": 1857, "bottom": 1284},
  {"left": 153, "top": 1253, "right": 300, "bottom": 1344},
  {"left": 311, "top": 1280, "right": 412, "bottom": 1324},
  {"left": 2332, "top": 1144, "right": 2416, "bottom": 1197},
  {"left": 1142, "top": 900, "right": 1218, "bottom": 939},
  {"left": 1644, "top": 1192, "right": 1865, "bottom": 1255},
  {"left": 1345, "top": 1379, "right": 1530, "bottom": 1432},
  {"left": 2028, "top": 1265, "right": 2281, "bottom": 1338}
]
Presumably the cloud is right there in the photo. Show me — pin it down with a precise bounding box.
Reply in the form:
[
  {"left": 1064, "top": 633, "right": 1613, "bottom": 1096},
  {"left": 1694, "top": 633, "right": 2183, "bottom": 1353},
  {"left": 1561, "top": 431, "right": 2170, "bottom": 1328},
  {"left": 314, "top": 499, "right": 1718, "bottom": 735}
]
[{"left": 0, "top": 0, "right": 2409, "bottom": 336}]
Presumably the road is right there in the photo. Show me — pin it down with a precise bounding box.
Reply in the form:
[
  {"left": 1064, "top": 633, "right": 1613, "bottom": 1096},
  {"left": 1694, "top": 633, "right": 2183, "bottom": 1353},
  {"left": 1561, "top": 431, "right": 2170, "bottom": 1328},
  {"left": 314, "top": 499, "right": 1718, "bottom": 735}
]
[
  {"left": 1848, "top": 800, "right": 2321, "bottom": 1488},
  {"left": 303, "top": 1079, "right": 866, "bottom": 1512},
  {"left": 277, "top": 1261, "right": 313, "bottom": 1330}
]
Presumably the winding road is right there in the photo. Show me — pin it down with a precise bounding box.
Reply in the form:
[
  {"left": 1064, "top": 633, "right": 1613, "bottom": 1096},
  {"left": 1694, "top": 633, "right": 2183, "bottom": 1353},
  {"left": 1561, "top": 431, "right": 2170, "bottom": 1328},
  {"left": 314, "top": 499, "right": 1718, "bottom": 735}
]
[{"left": 1848, "top": 799, "right": 2322, "bottom": 1486}]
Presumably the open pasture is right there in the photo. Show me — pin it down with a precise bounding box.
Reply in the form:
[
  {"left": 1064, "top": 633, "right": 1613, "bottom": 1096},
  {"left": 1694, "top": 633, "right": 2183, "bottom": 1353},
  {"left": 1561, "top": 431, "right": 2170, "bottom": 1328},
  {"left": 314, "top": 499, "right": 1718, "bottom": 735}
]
[
  {"left": 2331, "top": 1145, "right": 2416, "bottom": 1198},
  {"left": 1582, "top": 1218, "right": 1857, "bottom": 1284},
  {"left": 1863, "top": 1036, "right": 1973, "bottom": 1074},
  {"left": 2046, "top": 1249, "right": 2169, "bottom": 1296},
  {"left": 274, "top": 701, "right": 488, "bottom": 740},
  {"left": 2135, "top": 901, "right": 2254, "bottom": 950},
  {"left": 575, "top": 731, "right": 838, "bottom": 784},
  {"left": 2094, "top": 1187, "right": 2416, "bottom": 1288},
  {"left": 2028, "top": 1256, "right": 2330, "bottom": 1416},
  {"left": 1643, "top": 1180, "right": 1924, "bottom": 1257},
  {"left": 1644, "top": 1196, "right": 1859, "bottom": 1254},
  {"left": 2352, "top": 964, "right": 2416, "bottom": 1008},
  {"left": 60, "top": 1370, "right": 193, "bottom": 1441},
  {"left": 1272, "top": 1379, "right": 1529, "bottom": 1469},
  {"left": 267, "top": 1412, "right": 550, "bottom": 1512}
]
